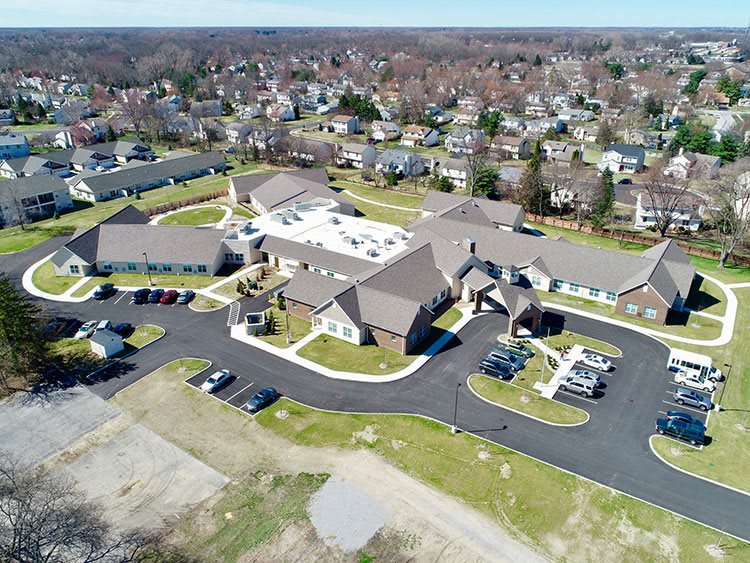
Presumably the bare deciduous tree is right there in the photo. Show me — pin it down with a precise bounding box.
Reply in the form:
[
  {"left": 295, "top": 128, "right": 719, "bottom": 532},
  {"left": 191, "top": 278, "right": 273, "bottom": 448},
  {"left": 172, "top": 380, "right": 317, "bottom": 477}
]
[
  {"left": 119, "top": 89, "right": 152, "bottom": 140},
  {"left": 0, "top": 180, "right": 30, "bottom": 230},
  {"left": 0, "top": 454, "right": 149, "bottom": 562},
  {"left": 702, "top": 159, "right": 750, "bottom": 268},
  {"left": 642, "top": 165, "right": 690, "bottom": 236},
  {"left": 465, "top": 136, "right": 490, "bottom": 197}
]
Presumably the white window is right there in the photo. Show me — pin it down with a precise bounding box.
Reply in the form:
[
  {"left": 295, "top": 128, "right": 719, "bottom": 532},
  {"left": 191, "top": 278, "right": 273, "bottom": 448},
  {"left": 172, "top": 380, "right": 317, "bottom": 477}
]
[
  {"left": 532, "top": 275, "right": 542, "bottom": 287},
  {"left": 409, "top": 333, "right": 417, "bottom": 346},
  {"left": 552, "top": 279, "right": 563, "bottom": 290},
  {"left": 182, "top": 264, "right": 193, "bottom": 273},
  {"left": 311, "top": 267, "right": 321, "bottom": 274},
  {"left": 643, "top": 306, "right": 657, "bottom": 319},
  {"left": 625, "top": 302, "right": 638, "bottom": 315},
  {"left": 327, "top": 321, "right": 337, "bottom": 333},
  {"left": 432, "top": 295, "right": 438, "bottom": 305},
  {"left": 391, "top": 335, "right": 397, "bottom": 342},
  {"left": 102, "top": 261, "right": 113, "bottom": 271},
  {"left": 642, "top": 285, "right": 648, "bottom": 293},
  {"left": 69, "top": 264, "right": 80, "bottom": 275},
  {"left": 569, "top": 282, "right": 580, "bottom": 293},
  {"left": 342, "top": 326, "right": 353, "bottom": 339},
  {"left": 197, "top": 265, "right": 207, "bottom": 273},
  {"left": 162, "top": 263, "right": 172, "bottom": 272},
  {"left": 589, "top": 287, "right": 600, "bottom": 298},
  {"left": 606, "top": 291, "right": 616, "bottom": 302},
  {"left": 327, "top": 271, "right": 334, "bottom": 278},
  {"left": 127, "top": 262, "right": 137, "bottom": 271}
]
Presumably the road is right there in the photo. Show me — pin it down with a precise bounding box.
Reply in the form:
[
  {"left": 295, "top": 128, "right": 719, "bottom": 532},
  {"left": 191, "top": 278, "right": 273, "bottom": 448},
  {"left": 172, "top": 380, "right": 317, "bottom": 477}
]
[{"left": 2, "top": 239, "right": 750, "bottom": 542}]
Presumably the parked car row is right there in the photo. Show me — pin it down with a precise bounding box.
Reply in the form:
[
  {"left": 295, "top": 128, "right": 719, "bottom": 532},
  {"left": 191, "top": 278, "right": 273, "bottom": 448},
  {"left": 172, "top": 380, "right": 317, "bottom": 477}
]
[
  {"left": 73, "top": 320, "right": 132, "bottom": 339},
  {"left": 199, "top": 369, "right": 279, "bottom": 413},
  {"left": 558, "top": 369, "right": 602, "bottom": 398},
  {"left": 478, "top": 339, "right": 534, "bottom": 379},
  {"left": 656, "top": 410, "right": 707, "bottom": 446},
  {"left": 131, "top": 288, "right": 195, "bottom": 305}
]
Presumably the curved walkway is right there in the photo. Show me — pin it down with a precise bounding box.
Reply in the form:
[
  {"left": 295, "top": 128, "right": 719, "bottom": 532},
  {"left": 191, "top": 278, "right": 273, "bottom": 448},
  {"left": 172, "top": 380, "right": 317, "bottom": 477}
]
[
  {"left": 22, "top": 253, "right": 97, "bottom": 303},
  {"left": 149, "top": 204, "right": 234, "bottom": 228},
  {"left": 543, "top": 271, "right": 737, "bottom": 347},
  {"left": 342, "top": 189, "right": 422, "bottom": 212}
]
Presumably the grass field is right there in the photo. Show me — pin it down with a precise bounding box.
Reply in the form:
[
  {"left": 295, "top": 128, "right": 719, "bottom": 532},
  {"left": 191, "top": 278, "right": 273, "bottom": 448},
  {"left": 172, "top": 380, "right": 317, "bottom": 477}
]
[
  {"left": 684, "top": 275, "right": 727, "bottom": 316},
  {"left": 32, "top": 260, "right": 80, "bottom": 295},
  {"left": 332, "top": 181, "right": 426, "bottom": 209},
  {"left": 296, "top": 307, "right": 462, "bottom": 374},
  {"left": 339, "top": 192, "right": 421, "bottom": 228},
  {"left": 157, "top": 206, "right": 227, "bottom": 226},
  {"left": 0, "top": 159, "right": 262, "bottom": 254},
  {"left": 258, "top": 309, "right": 312, "bottom": 348},
  {"left": 190, "top": 294, "right": 226, "bottom": 311},
  {"left": 257, "top": 399, "right": 748, "bottom": 561},
  {"left": 545, "top": 329, "right": 621, "bottom": 357},
  {"left": 124, "top": 324, "right": 164, "bottom": 348},
  {"left": 469, "top": 374, "right": 588, "bottom": 425}
]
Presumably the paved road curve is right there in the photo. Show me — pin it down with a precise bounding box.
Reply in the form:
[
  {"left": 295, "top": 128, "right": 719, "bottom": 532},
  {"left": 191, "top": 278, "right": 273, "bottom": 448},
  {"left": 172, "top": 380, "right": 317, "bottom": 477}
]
[{"left": 2, "top": 240, "right": 749, "bottom": 541}]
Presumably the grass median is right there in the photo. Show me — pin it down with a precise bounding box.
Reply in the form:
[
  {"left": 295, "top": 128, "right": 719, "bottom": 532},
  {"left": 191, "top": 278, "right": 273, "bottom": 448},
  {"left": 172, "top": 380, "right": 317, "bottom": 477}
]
[
  {"left": 339, "top": 192, "right": 421, "bottom": 228},
  {"left": 31, "top": 260, "right": 80, "bottom": 295},
  {"left": 468, "top": 374, "right": 588, "bottom": 425},
  {"left": 332, "top": 181, "right": 426, "bottom": 209},
  {"left": 157, "top": 206, "right": 226, "bottom": 226},
  {"left": 258, "top": 310, "right": 312, "bottom": 348},
  {"left": 545, "top": 329, "right": 621, "bottom": 357}
]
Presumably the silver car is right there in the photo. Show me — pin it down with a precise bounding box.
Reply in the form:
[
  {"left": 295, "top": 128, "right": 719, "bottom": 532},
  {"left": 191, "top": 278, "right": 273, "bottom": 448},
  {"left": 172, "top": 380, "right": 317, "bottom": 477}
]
[
  {"left": 569, "top": 369, "right": 601, "bottom": 387},
  {"left": 200, "top": 369, "right": 231, "bottom": 394},
  {"left": 558, "top": 373, "right": 597, "bottom": 397}
]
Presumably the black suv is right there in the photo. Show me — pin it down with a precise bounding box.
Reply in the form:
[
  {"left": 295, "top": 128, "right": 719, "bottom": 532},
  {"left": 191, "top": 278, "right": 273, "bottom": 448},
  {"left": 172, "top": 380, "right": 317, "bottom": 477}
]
[{"left": 131, "top": 288, "right": 151, "bottom": 304}]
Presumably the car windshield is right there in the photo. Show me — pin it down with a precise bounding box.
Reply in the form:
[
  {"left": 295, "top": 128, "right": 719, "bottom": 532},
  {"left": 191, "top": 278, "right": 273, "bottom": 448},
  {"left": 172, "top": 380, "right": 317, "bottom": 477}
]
[{"left": 206, "top": 377, "right": 217, "bottom": 384}]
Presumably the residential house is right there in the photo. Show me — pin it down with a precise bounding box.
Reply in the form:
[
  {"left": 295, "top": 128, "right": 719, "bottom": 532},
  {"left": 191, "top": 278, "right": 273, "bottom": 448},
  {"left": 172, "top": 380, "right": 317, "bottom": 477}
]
[
  {"left": 0, "top": 154, "right": 70, "bottom": 179},
  {"left": 196, "top": 120, "right": 227, "bottom": 142},
  {"left": 370, "top": 120, "right": 400, "bottom": 141},
  {"left": 541, "top": 141, "right": 584, "bottom": 167},
  {"left": 439, "top": 158, "right": 470, "bottom": 189},
  {"left": 0, "top": 175, "right": 73, "bottom": 225},
  {"left": 401, "top": 125, "right": 439, "bottom": 147},
  {"left": 282, "top": 137, "right": 334, "bottom": 164},
  {"left": 501, "top": 116, "right": 525, "bottom": 132},
  {"left": 651, "top": 113, "right": 681, "bottom": 130},
  {"left": 190, "top": 100, "right": 222, "bottom": 118},
  {"left": 454, "top": 107, "right": 482, "bottom": 126},
  {"left": 0, "top": 134, "right": 30, "bottom": 160},
  {"left": 444, "top": 129, "right": 485, "bottom": 155},
  {"left": 276, "top": 91, "right": 301, "bottom": 106},
  {"left": 266, "top": 103, "right": 296, "bottom": 123},
  {"left": 457, "top": 97, "right": 485, "bottom": 110},
  {"left": 524, "top": 117, "right": 564, "bottom": 137},
  {"left": 573, "top": 125, "right": 599, "bottom": 143},
  {"left": 375, "top": 149, "right": 425, "bottom": 177},
  {"left": 0, "top": 108, "right": 15, "bottom": 126},
  {"left": 598, "top": 143, "right": 646, "bottom": 173},
  {"left": 237, "top": 104, "right": 262, "bottom": 120},
  {"left": 525, "top": 103, "right": 552, "bottom": 118},
  {"left": 331, "top": 115, "right": 360, "bottom": 135},
  {"left": 225, "top": 122, "right": 253, "bottom": 145},
  {"left": 490, "top": 135, "right": 530, "bottom": 160},
  {"left": 256, "top": 90, "right": 277, "bottom": 104},
  {"left": 229, "top": 168, "right": 354, "bottom": 216},
  {"left": 600, "top": 107, "right": 622, "bottom": 124},
  {"left": 664, "top": 147, "right": 721, "bottom": 180},
  {"left": 54, "top": 100, "right": 92, "bottom": 124},
  {"left": 634, "top": 192, "right": 703, "bottom": 232},
  {"left": 558, "top": 108, "right": 596, "bottom": 122},
  {"left": 68, "top": 151, "right": 226, "bottom": 202},
  {"left": 336, "top": 143, "right": 376, "bottom": 169},
  {"left": 250, "top": 129, "right": 281, "bottom": 151}
]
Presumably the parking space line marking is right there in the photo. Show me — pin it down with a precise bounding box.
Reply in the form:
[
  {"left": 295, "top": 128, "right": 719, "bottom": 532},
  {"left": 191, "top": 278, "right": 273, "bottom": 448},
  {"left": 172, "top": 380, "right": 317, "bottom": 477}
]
[
  {"left": 226, "top": 382, "right": 254, "bottom": 402},
  {"left": 556, "top": 390, "right": 598, "bottom": 404},
  {"left": 661, "top": 400, "right": 708, "bottom": 415},
  {"left": 114, "top": 292, "right": 127, "bottom": 305}
]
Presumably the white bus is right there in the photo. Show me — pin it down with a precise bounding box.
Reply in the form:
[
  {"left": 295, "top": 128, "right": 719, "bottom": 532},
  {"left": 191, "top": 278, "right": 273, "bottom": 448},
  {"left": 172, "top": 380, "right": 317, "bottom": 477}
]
[{"left": 667, "top": 348, "right": 723, "bottom": 382}]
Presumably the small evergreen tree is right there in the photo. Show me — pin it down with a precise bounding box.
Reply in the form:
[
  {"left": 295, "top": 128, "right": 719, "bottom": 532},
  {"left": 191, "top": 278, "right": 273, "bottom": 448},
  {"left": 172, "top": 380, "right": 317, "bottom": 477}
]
[{"left": 590, "top": 169, "right": 615, "bottom": 227}]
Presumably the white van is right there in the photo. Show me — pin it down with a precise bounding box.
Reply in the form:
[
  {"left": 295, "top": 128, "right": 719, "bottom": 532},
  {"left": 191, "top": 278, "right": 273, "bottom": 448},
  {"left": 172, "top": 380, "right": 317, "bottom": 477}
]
[
  {"left": 668, "top": 348, "right": 723, "bottom": 382},
  {"left": 95, "top": 320, "right": 113, "bottom": 332}
]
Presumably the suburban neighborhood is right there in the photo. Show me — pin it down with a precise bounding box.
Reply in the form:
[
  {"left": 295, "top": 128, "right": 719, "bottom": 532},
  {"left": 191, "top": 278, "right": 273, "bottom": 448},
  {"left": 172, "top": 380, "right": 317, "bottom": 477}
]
[{"left": 1, "top": 8, "right": 750, "bottom": 563}]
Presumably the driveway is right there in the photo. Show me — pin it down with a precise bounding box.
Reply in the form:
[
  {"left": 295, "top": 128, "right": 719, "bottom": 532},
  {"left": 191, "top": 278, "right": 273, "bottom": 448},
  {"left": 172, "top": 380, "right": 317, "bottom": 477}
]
[{"left": 3, "top": 241, "right": 750, "bottom": 541}]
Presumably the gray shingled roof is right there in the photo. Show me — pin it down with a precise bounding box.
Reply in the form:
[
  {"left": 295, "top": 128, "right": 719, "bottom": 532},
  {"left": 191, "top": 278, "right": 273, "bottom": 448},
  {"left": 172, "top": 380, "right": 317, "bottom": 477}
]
[
  {"left": 258, "top": 235, "right": 374, "bottom": 276},
  {"left": 230, "top": 168, "right": 348, "bottom": 211},
  {"left": 0, "top": 174, "right": 69, "bottom": 199},
  {"left": 605, "top": 143, "right": 645, "bottom": 159},
  {"left": 283, "top": 268, "right": 354, "bottom": 307},
  {"left": 487, "top": 279, "right": 544, "bottom": 319},
  {"left": 420, "top": 190, "right": 524, "bottom": 229},
  {"left": 74, "top": 152, "right": 225, "bottom": 194}
]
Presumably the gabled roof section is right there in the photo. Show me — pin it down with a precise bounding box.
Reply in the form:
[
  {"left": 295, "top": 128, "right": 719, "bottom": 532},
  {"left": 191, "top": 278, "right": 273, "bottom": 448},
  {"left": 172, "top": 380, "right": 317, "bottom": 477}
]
[
  {"left": 258, "top": 235, "right": 374, "bottom": 276},
  {"left": 487, "top": 279, "right": 544, "bottom": 319},
  {"left": 283, "top": 268, "right": 354, "bottom": 307}
]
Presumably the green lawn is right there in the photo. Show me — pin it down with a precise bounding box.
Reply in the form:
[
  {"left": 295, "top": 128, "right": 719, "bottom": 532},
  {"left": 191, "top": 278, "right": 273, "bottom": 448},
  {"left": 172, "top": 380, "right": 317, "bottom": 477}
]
[
  {"left": 296, "top": 306, "right": 462, "bottom": 374},
  {"left": 684, "top": 275, "right": 727, "bottom": 317},
  {"left": 157, "top": 206, "right": 227, "bottom": 226},
  {"left": 31, "top": 260, "right": 80, "bottom": 295},
  {"left": 190, "top": 294, "right": 226, "bottom": 311},
  {"left": 649, "top": 287, "right": 750, "bottom": 493},
  {"left": 541, "top": 291, "right": 723, "bottom": 341},
  {"left": 545, "top": 329, "right": 621, "bottom": 357},
  {"left": 124, "top": 324, "right": 165, "bottom": 348},
  {"left": 258, "top": 309, "right": 313, "bottom": 348},
  {"left": 257, "top": 399, "right": 748, "bottom": 561},
  {"left": 340, "top": 193, "right": 421, "bottom": 228},
  {"left": 505, "top": 351, "right": 553, "bottom": 393},
  {"left": 332, "top": 181, "right": 426, "bottom": 209},
  {"left": 469, "top": 374, "right": 588, "bottom": 425},
  {"left": 71, "top": 271, "right": 225, "bottom": 297},
  {"left": 0, "top": 160, "right": 263, "bottom": 254}
]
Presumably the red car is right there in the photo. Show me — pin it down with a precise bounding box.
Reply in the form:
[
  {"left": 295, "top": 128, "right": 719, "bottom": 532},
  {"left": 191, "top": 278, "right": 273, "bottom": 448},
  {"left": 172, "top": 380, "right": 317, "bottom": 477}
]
[{"left": 160, "top": 289, "right": 179, "bottom": 304}]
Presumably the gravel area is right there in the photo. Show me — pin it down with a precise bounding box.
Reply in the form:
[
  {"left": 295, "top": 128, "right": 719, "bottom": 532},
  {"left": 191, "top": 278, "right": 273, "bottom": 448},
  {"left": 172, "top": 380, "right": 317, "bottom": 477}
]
[{"left": 308, "top": 476, "right": 388, "bottom": 551}]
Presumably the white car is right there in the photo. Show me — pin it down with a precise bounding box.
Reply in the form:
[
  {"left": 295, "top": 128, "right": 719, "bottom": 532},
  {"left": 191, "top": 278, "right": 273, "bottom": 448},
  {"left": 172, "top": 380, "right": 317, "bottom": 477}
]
[
  {"left": 581, "top": 354, "right": 612, "bottom": 372},
  {"left": 74, "top": 320, "right": 98, "bottom": 339},
  {"left": 200, "top": 369, "right": 231, "bottom": 393},
  {"left": 674, "top": 370, "right": 716, "bottom": 393},
  {"left": 569, "top": 369, "right": 601, "bottom": 386}
]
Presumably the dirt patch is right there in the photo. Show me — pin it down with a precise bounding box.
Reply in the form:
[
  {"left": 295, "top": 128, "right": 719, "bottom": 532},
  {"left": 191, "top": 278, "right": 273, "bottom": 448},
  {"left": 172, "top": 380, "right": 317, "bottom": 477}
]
[
  {"left": 352, "top": 424, "right": 379, "bottom": 444},
  {"left": 670, "top": 446, "right": 685, "bottom": 457},
  {"left": 478, "top": 450, "right": 491, "bottom": 461},
  {"left": 500, "top": 462, "right": 512, "bottom": 479},
  {"left": 391, "top": 439, "right": 405, "bottom": 451},
  {"left": 276, "top": 409, "right": 289, "bottom": 419},
  {"left": 705, "top": 543, "right": 727, "bottom": 559},
  {"left": 520, "top": 394, "right": 531, "bottom": 404}
]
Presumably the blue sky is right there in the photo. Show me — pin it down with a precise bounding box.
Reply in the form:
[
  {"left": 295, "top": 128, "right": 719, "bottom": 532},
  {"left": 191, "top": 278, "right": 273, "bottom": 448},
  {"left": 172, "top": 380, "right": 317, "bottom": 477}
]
[{"left": 5, "top": 1, "right": 748, "bottom": 28}]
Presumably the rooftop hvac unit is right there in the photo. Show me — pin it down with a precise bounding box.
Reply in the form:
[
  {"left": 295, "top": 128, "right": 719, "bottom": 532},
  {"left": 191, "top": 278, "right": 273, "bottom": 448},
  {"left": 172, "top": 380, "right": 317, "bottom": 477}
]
[
  {"left": 294, "top": 202, "right": 311, "bottom": 211},
  {"left": 384, "top": 237, "right": 394, "bottom": 245},
  {"left": 367, "top": 248, "right": 378, "bottom": 257},
  {"left": 328, "top": 216, "right": 340, "bottom": 225}
]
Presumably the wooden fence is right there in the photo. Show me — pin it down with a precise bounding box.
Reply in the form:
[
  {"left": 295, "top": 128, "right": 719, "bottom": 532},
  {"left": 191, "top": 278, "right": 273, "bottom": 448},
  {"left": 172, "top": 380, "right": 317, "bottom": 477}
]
[
  {"left": 526, "top": 213, "right": 750, "bottom": 266},
  {"left": 142, "top": 189, "right": 228, "bottom": 217}
]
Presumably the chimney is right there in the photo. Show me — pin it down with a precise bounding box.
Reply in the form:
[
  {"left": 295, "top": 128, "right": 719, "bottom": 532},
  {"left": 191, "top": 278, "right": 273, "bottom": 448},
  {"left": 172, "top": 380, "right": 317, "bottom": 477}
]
[{"left": 461, "top": 237, "right": 476, "bottom": 254}]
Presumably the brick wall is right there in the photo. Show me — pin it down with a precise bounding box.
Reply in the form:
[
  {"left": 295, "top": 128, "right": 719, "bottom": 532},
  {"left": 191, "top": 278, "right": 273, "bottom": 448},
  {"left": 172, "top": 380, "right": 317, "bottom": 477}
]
[
  {"left": 615, "top": 284, "right": 669, "bottom": 324},
  {"left": 288, "top": 300, "right": 315, "bottom": 321}
]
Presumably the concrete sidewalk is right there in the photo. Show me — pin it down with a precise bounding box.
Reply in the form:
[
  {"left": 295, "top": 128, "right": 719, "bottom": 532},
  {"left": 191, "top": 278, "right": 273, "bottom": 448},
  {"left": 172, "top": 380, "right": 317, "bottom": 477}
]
[
  {"left": 533, "top": 344, "right": 585, "bottom": 398},
  {"left": 342, "top": 189, "right": 421, "bottom": 212},
  {"left": 229, "top": 305, "right": 476, "bottom": 383}
]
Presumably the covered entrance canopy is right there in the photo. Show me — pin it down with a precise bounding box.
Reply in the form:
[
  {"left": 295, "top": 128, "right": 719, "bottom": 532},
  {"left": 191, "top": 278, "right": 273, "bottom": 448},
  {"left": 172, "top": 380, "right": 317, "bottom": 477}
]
[{"left": 475, "top": 278, "right": 544, "bottom": 338}]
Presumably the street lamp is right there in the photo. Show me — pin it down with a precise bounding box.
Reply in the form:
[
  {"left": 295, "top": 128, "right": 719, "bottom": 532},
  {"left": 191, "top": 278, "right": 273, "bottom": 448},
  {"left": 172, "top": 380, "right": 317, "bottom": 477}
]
[
  {"left": 143, "top": 252, "right": 153, "bottom": 286},
  {"left": 451, "top": 382, "right": 461, "bottom": 434}
]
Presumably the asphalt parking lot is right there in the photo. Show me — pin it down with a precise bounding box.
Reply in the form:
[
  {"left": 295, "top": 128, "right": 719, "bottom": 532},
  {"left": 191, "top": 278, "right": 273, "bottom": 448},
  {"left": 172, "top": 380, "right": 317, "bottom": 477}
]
[{"left": 184, "top": 369, "right": 270, "bottom": 414}]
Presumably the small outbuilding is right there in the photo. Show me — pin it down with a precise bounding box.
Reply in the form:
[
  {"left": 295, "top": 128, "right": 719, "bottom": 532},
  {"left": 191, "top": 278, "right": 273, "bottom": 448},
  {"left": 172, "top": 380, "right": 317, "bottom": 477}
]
[{"left": 89, "top": 329, "right": 124, "bottom": 358}]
